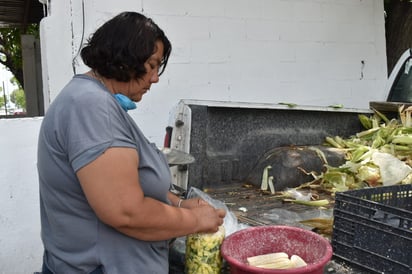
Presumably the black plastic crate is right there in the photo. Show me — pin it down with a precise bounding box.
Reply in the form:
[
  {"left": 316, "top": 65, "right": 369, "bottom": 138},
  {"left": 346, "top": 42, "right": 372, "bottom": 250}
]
[{"left": 332, "top": 184, "right": 412, "bottom": 274}]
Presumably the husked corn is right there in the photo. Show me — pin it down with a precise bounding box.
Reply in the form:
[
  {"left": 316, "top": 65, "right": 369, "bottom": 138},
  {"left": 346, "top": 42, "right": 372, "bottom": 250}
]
[
  {"left": 291, "top": 254, "right": 307, "bottom": 268},
  {"left": 256, "top": 257, "right": 293, "bottom": 269},
  {"left": 247, "top": 252, "right": 288, "bottom": 266},
  {"left": 247, "top": 252, "right": 308, "bottom": 270}
]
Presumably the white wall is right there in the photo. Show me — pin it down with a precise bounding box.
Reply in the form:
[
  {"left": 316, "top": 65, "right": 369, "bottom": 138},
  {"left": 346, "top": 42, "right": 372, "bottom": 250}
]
[
  {"left": 0, "top": 118, "right": 43, "bottom": 273},
  {"left": 41, "top": 0, "right": 387, "bottom": 146},
  {"left": 0, "top": 0, "right": 387, "bottom": 273}
]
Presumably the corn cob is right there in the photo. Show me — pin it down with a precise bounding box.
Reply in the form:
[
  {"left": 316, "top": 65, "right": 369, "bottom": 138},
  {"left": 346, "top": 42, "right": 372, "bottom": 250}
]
[
  {"left": 268, "top": 176, "right": 275, "bottom": 194},
  {"left": 356, "top": 127, "right": 380, "bottom": 138},
  {"left": 261, "top": 165, "right": 272, "bottom": 191},
  {"left": 291, "top": 255, "right": 307, "bottom": 268},
  {"left": 385, "top": 144, "right": 412, "bottom": 151},
  {"left": 358, "top": 114, "right": 372, "bottom": 129},
  {"left": 256, "top": 257, "right": 293, "bottom": 269},
  {"left": 325, "top": 136, "right": 343, "bottom": 148},
  {"left": 247, "top": 253, "right": 308, "bottom": 270},
  {"left": 283, "top": 198, "right": 329, "bottom": 207},
  {"left": 350, "top": 146, "right": 370, "bottom": 162},
  {"left": 247, "top": 252, "right": 288, "bottom": 266},
  {"left": 334, "top": 136, "right": 347, "bottom": 147},
  {"left": 373, "top": 108, "right": 390, "bottom": 124},
  {"left": 371, "top": 134, "right": 385, "bottom": 148}
]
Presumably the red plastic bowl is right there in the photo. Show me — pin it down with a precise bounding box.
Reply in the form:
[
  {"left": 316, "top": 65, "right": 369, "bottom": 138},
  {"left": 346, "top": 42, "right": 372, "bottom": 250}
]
[{"left": 221, "top": 225, "right": 332, "bottom": 274}]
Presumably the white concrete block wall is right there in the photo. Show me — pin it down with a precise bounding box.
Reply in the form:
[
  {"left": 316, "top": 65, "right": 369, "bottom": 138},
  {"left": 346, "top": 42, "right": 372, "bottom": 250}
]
[
  {"left": 0, "top": 118, "right": 43, "bottom": 273},
  {"left": 1, "top": 0, "right": 387, "bottom": 272},
  {"left": 38, "top": 0, "right": 387, "bottom": 144}
]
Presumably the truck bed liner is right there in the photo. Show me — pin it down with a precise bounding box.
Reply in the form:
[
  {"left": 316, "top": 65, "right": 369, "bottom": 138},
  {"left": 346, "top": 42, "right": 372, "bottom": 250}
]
[{"left": 205, "top": 183, "right": 332, "bottom": 227}]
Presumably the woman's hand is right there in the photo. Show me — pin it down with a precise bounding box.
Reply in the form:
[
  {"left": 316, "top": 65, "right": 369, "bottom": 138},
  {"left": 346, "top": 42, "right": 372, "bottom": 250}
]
[
  {"left": 191, "top": 205, "right": 226, "bottom": 233},
  {"left": 168, "top": 193, "right": 226, "bottom": 233},
  {"left": 179, "top": 197, "right": 209, "bottom": 209},
  {"left": 181, "top": 198, "right": 227, "bottom": 233}
]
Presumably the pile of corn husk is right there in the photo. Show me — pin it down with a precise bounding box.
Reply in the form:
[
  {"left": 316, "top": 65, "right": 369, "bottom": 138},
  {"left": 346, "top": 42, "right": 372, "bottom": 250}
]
[{"left": 302, "top": 105, "right": 412, "bottom": 194}]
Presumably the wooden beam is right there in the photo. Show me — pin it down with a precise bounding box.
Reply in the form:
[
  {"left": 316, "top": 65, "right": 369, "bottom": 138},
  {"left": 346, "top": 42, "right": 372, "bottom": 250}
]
[{"left": 22, "top": 0, "right": 32, "bottom": 32}]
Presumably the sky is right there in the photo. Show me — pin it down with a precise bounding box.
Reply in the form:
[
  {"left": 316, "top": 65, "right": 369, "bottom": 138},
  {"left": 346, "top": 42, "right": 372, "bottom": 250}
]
[
  {"left": 0, "top": 64, "right": 18, "bottom": 97},
  {"left": 0, "top": 64, "right": 20, "bottom": 113}
]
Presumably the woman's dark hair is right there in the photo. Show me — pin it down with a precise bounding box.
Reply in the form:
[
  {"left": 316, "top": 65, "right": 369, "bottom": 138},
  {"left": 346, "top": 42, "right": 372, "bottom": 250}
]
[{"left": 81, "top": 11, "right": 172, "bottom": 81}]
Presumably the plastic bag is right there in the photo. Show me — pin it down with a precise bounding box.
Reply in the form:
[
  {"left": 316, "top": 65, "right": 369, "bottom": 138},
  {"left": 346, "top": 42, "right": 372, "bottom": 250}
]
[
  {"left": 185, "top": 226, "right": 225, "bottom": 274},
  {"left": 372, "top": 151, "right": 412, "bottom": 186},
  {"left": 283, "top": 188, "right": 312, "bottom": 201},
  {"left": 187, "top": 187, "right": 239, "bottom": 236},
  {"left": 184, "top": 187, "right": 239, "bottom": 274}
]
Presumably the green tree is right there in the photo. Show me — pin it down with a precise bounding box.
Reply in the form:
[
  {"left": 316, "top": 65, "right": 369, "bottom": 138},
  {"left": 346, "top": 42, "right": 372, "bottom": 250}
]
[
  {"left": 0, "top": 24, "right": 39, "bottom": 89},
  {"left": 10, "top": 88, "right": 26, "bottom": 109},
  {"left": 0, "top": 85, "right": 4, "bottom": 108},
  {"left": 10, "top": 76, "right": 22, "bottom": 89}
]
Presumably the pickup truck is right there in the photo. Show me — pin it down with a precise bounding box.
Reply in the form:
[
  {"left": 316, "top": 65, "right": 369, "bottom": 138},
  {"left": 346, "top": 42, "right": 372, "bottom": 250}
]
[{"left": 166, "top": 48, "right": 412, "bottom": 274}]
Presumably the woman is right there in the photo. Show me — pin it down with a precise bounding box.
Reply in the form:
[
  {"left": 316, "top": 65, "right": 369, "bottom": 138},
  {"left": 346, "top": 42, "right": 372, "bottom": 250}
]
[{"left": 37, "top": 11, "right": 226, "bottom": 274}]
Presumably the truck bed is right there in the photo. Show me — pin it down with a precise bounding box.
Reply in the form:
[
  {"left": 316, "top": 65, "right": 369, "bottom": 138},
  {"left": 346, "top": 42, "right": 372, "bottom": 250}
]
[
  {"left": 167, "top": 101, "right": 376, "bottom": 273},
  {"left": 205, "top": 183, "right": 333, "bottom": 227}
]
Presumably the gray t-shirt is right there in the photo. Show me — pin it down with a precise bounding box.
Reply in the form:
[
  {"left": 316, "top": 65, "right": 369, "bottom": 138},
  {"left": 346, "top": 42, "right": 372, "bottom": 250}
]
[{"left": 37, "top": 74, "right": 173, "bottom": 274}]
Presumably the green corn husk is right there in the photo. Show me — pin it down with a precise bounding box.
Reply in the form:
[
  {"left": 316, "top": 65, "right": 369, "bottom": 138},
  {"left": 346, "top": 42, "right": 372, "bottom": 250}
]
[
  {"left": 325, "top": 136, "right": 343, "bottom": 148},
  {"left": 358, "top": 114, "right": 373, "bottom": 129},
  {"left": 317, "top": 107, "right": 412, "bottom": 193},
  {"left": 391, "top": 135, "right": 412, "bottom": 145}
]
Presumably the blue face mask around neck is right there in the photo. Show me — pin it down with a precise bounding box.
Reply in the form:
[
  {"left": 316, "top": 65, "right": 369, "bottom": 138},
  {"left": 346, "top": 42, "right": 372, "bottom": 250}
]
[{"left": 113, "top": 94, "right": 137, "bottom": 112}]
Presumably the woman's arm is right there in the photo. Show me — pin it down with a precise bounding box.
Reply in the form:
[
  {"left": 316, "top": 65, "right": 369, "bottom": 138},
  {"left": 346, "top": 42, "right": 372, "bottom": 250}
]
[
  {"left": 77, "top": 147, "right": 225, "bottom": 241},
  {"left": 168, "top": 192, "right": 210, "bottom": 209}
]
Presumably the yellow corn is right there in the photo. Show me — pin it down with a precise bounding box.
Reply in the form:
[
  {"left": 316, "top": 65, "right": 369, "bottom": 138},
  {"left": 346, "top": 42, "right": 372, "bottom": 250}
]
[
  {"left": 247, "top": 252, "right": 288, "bottom": 266},
  {"left": 284, "top": 198, "right": 329, "bottom": 207},
  {"left": 185, "top": 226, "right": 225, "bottom": 274},
  {"left": 256, "top": 258, "right": 292, "bottom": 269},
  {"left": 291, "top": 255, "right": 307, "bottom": 268},
  {"left": 247, "top": 253, "right": 308, "bottom": 270}
]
